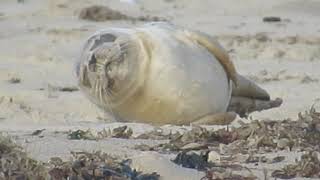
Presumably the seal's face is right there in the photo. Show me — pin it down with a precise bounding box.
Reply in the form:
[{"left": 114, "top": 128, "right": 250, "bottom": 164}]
[{"left": 76, "top": 31, "right": 144, "bottom": 109}]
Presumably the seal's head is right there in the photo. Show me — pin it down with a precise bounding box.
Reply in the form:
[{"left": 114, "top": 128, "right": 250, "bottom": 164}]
[{"left": 76, "top": 30, "right": 148, "bottom": 110}]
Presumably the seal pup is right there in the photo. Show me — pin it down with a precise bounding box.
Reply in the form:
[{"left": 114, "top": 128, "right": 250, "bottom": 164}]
[{"left": 76, "top": 22, "right": 282, "bottom": 125}]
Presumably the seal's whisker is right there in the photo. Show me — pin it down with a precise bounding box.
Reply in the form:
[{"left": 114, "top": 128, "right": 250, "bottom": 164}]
[
  {"left": 119, "top": 42, "right": 132, "bottom": 49},
  {"left": 102, "top": 85, "right": 116, "bottom": 119},
  {"left": 107, "top": 89, "right": 115, "bottom": 96},
  {"left": 93, "top": 78, "right": 100, "bottom": 100},
  {"left": 119, "top": 43, "right": 135, "bottom": 52},
  {"left": 94, "top": 77, "right": 116, "bottom": 119}
]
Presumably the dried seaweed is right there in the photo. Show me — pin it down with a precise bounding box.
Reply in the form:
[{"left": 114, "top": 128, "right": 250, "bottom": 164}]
[
  {"left": 139, "top": 107, "right": 320, "bottom": 179},
  {"left": 112, "top": 126, "right": 133, "bottom": 139},
  {"left": 151, "top": 126, "right": 237, "bottom": 153},
  {"left": 50, "top": 151, "right": 160, "bottom": 180},
  {"left": 67, "top": 126, "right": 133, "bottom": 140},
  {"left": 0, "top": 134, "right": 48, "bottom": 179},
  {"left": 136, "top": 128, "right": 179, "bottom": 140},
  {"left": 1, "top": 108, "right": 319, "bottom": 179},
  {"left": 68, "top": 129, "right": 97, "bottom": 140},
  {"left": 150, "top": 107, "right": 320, "bottom": 155},
  {"left": 0, "top": 134, "right": 159, "bottom": 179},
  {"left": 201, "top": 170, "right": 257, "bottom": 180},
  {"left": 272, "top": 151, "right": 320, "bottom": 178},
  {"left": 46, "top": 151, "right": 160, "bottom": 180}
]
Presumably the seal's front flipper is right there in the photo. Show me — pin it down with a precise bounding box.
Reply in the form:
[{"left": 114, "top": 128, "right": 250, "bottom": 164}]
[{"left": 191, "top": 112, "right": 237, "bottom": 125}]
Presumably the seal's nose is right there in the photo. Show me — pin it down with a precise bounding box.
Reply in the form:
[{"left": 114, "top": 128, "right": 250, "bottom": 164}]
[
  {"left": 80, "top": 43, "right": 116, "bottom": 91},
  {"left": 85, "top": 53, "right": 100, "bottom": 88},
  {"left": 79, "top": 49, "right": 105, "bottom": 89},
  {"left": 92, "top": 43, "right": 119, "bottom": 77}
]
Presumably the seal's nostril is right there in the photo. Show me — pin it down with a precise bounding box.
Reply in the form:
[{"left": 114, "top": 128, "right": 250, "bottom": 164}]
[
  {"left": 108, "top": 78, "right": 115, "bottom": 89},
  {"left": 88, "top": 55, "right": 97, "bottom": 72}
]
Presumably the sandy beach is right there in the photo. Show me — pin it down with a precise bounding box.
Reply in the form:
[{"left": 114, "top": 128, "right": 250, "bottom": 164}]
[{"left": 1, "top": 0, "right": 320, "bottom": 179}]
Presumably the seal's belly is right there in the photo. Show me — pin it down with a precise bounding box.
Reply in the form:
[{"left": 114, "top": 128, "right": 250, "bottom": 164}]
[{"left": 115, "top": 29, "right": 231, "bottom": 125}]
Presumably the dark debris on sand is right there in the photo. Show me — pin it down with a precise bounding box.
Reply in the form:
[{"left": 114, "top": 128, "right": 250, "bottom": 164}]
[
  {"left": 68, "top": 125, "right": 133, "bottom": 140},
  {"left": 263, "top": 16, "right": 281, "bottom": 22},
  {"left": 0, "top": 134, "right": 48, "bottom": 179},
  {"left": 0, "top": 134, "right": 159, "bottom": 180},
  {"left": 135, "top": 106, "right": 320, "bottom": 179},
  {"left": 272, "top": 151, "right": 320, "bottom": 178},
  {"left": 49, "top": 151, "right": 160, "bottom": 180},
  {"left": 8, "top": 77, "right": 21, "bottom": 84},
  {"left": 23, "top": 106, "right": 320, "bottom": 179},
  {"left": 145, "top": 106, "right": 320, "bottom": 154},
  {"left": 67, "top": 107, "right": 320, "bottom": 179},
  {"left": 38, "top": 85, "right": 79, "bottom": 92},
  {"left": 173, "top": 150, "right": 211, "bottom": 171},
  {"left": 79, "top": 5, "right": 167, "bottom": 22},
  {"left": 79, "top": 5, "right": 131, "bottom": 21}
]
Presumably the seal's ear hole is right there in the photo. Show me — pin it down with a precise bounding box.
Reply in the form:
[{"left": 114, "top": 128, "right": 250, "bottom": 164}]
[
  {"left": 90, "top": 33, "right": 117, "bottom": 50},
  {"left": 100, "top": 33, "right": 117, "bottom": 42},
  {"left": 108, "top": 79, "right": 115, "bottom": 89}
]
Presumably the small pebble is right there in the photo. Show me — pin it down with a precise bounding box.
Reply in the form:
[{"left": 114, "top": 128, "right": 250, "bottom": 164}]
[
  {"left": 263, "top": 16, "right": 281, "bottom": 22},
  {"left": 207, "top": 151, "right": 221, "bottom": 163}
]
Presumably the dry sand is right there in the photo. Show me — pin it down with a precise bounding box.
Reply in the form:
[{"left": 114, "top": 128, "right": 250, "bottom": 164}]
[{"left": 0, "top": 0, "right": 320, "bottom": 179}]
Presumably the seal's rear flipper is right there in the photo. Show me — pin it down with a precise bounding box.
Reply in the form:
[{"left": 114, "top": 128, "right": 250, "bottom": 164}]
[
  {"left": 232, "top": 74, "right": 270, "bottom": 100},
  {"left": 228, "top": 97, "right": 283, "bottom": 118},
  {"left": 229, "top": 74, "right": 282, "bottom": 117}
]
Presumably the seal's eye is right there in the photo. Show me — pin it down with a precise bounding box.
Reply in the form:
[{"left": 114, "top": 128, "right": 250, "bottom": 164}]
[{"left": 90, "top": 33, "right": 117, "bottom": 51}]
